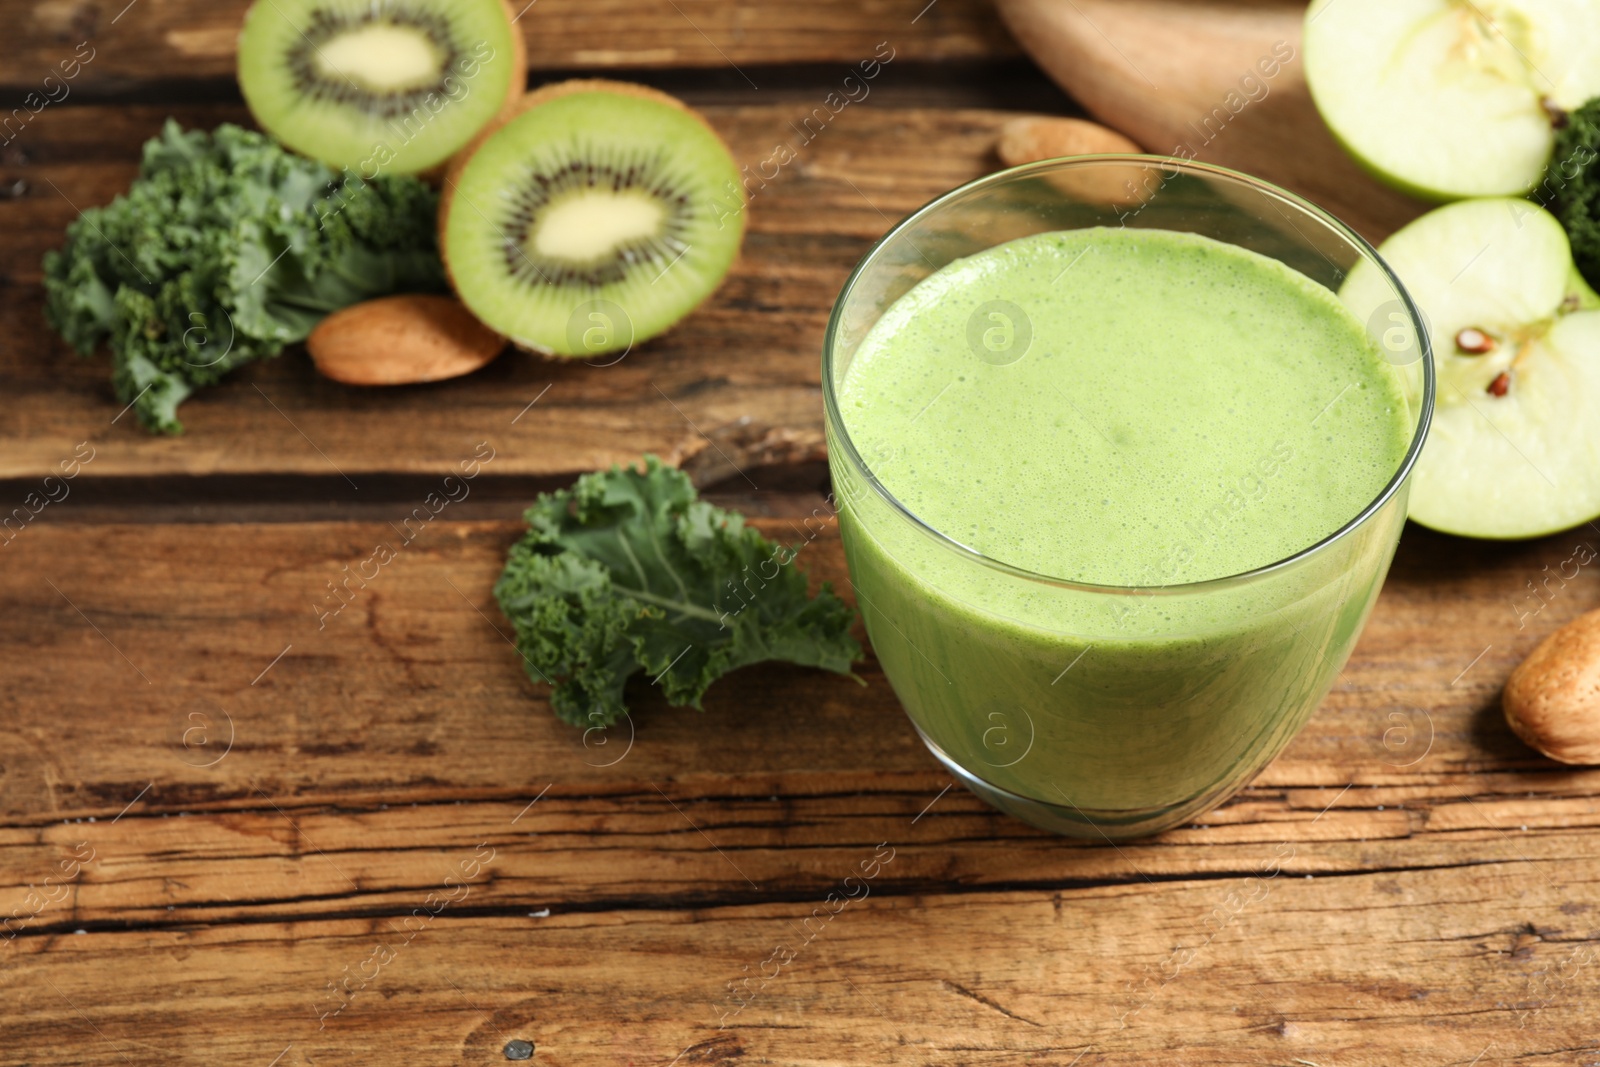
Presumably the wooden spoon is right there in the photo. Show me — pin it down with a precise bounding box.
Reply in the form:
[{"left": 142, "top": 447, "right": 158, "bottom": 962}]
[{"left": 992, "top": 0, "right": 1427, "bottom": 242}]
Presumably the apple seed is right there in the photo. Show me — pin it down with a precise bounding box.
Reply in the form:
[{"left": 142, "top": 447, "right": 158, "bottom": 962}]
[
  {"left": 1454, "top": 327, "right": 1496, "bottom": 354},
  {"left": 1487, "top": 370, "right": 1512, "bottom": 397}
]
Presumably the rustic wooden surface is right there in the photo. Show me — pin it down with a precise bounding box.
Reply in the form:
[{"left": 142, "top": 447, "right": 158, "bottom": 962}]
[
  {"left": 0, "top": 102, "right": 1004, "bottom": 480},
  {"left": 5, "top": 519, "right": 1600, "bottom": 1064},
  {"left": 4, "top": 0, "right": 1600, "bottom": 1063},
  {"left": 5, "top": 0, "right": 1017, "bottom": 93}
]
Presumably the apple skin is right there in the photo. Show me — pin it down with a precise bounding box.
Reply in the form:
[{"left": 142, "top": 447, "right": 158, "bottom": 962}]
[
  {"left": 1340, "top": 198, "right": 1600, "bottom": 540},
  {"left": 1570, "top": 267, "right": 1600, "bottom": 311},
  {"left": 1318, "top": 121, "right": 1512, "bottom": 205},
  {"left": 1302, "top": 0, "right": 1600, "bottom": 204}
]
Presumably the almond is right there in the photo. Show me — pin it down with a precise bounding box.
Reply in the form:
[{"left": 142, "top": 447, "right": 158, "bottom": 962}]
[
  {"left": 1503, "top": 608, "right": 1600, "bottom": 765},
  {"left": 308, "top": 295, "right": 505, "bottom": 386},
  {"left": 997, "top": 116, "right": 1142, "bottom": 167},
  {"left": 996, "top": 117, "right": 1154, "bottom": 208}
]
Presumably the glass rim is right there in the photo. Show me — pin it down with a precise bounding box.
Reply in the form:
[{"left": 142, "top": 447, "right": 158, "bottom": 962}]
[{"left": 822, "top": 153, "right": 1437, "bottom": 597}]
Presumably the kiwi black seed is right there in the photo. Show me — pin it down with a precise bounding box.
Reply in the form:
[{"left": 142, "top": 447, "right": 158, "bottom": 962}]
[
  {"left": 441, "top": 81, "right": 747, "bottom": 359},
  {"left": 238, "top": 0, "right": 525, "bottom": 175}
]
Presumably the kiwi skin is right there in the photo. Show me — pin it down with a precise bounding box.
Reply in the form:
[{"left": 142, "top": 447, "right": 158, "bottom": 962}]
[
  {"left": 436, "top": 79, "right": 748, "bottom": 357},
  {"left": 239, "top": 0, "right": 529, "bottom": 181},
  {"left": 491, "top": 0, "right": 530, "bottom": 114},
  {"left": 437, "top": 79, "right": 738, "bottom": 249},
  {"left": 415, "top": 0, "right": 528, "bottom": 184}
]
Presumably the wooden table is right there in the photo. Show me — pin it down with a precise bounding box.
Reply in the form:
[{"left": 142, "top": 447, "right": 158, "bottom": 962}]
[{"left": 4, "top": 2, "right": 1600, "bottom": 1063}]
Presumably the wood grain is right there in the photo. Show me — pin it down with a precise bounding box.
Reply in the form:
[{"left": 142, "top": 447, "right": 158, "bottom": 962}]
[
  {"left": 6, "top": 761, "right": 1600, "bottom": 930},
  {"left": 4, "top": 0, "right": 1016, "bottom": 94},
  {"left": 6, "top": 869, "right": 1600, "bottom": 1067},
  {"left": 2, "top": 519, "right": 1598, "bottom": 915},
  {"left": 8, "top": 8, "right": 1600, "bottom": 1060},
  {"left": 0, "top": 103, "right": 1001, "bottom": 481}
]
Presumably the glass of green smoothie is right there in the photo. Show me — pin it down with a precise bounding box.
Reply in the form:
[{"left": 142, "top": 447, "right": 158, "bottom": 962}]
[{"left": 824, "top": 157, "right": 1434, "bottom": 839}]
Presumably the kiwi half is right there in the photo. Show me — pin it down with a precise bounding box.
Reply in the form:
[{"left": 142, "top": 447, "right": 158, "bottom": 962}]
[
  {"left": 237, "top": 0, "right": 525, "bottom": 175},
  {"left": 440, "top": 80, "right": 746, "bottom": 358}
]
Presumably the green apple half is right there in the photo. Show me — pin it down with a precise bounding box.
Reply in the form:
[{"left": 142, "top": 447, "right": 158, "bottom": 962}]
[
  {"left": 1304, "top": 0, "right": 1600, "bottom": 200},
  {"left": 1341, "top": 198, "right": 1600, "bottom": 538}
]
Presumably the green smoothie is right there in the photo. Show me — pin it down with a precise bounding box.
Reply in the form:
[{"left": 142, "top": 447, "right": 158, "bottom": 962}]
[{"left": 832, "top": 227, "right": 1414, "bottom": 833}]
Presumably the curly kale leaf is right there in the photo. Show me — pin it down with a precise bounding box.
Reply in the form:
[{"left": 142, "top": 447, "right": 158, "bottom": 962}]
[
  {"left": 42, "top": 120, "right": 446, "bottom": 433},
  {"left": 493, "top": 457, "right": 861, "bottom": 728},
  {"left": 1544, "top": 97, "right": 1600, "bottom": 291}
]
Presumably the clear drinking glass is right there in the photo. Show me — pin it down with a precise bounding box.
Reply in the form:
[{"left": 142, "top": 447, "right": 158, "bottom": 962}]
[{"left": 824, "top": 157, "right": 1434, "bottom": 839}]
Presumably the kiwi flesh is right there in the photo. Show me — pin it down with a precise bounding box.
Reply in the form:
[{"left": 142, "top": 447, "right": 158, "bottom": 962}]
[
  {"left": 440, "top": 80, "right": 746, "bottom": 358},
  {"left": 237, "top": 0, "right": 525, "bottom": 175}
]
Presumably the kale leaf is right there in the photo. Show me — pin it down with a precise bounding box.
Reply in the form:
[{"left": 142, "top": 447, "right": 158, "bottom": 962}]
[
  {"left": 1545, "top": 98, "right": 1600, "bottom": 291},
  {"left": 42, "top": 120, "right": 446, "bottom": 433},
  {"left": 493, "top": 457, "right": 861, "bottom": 728}
]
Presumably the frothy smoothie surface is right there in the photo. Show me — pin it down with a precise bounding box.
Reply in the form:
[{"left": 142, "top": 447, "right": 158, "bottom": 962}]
[{"left": 838, "top": 228, "right": 1412, "bottom": 587}]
